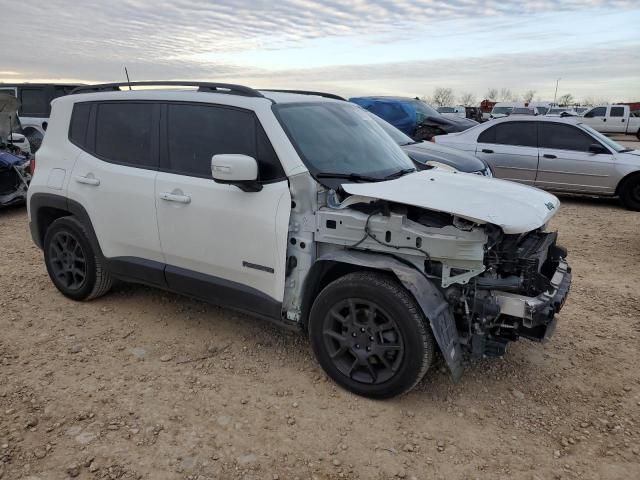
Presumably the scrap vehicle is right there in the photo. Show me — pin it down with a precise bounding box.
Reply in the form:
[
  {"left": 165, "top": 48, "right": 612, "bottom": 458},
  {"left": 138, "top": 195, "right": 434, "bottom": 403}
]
[
  {"left": 580, "top": 104, "right": 640, "bottom": 139},
  {"left": 434, "top": 116, "right": 640, "bottom": 210},
  {"left": 0, "top": 94, "right": 32, "bottom": 206},
  {"left": 28, "top": 82, "right": 571, "bottom": 398},
  {"left": 349, "top": 96, "right": 478, "bottom": 141},
  {"left": 0, "top": 83, "right": 83, "bottom": 152}
]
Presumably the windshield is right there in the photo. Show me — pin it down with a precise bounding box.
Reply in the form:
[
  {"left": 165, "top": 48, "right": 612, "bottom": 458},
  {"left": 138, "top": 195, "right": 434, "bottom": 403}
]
[
  {"left": 275, "top": 102, "right": 415, "bottom": 180},
  {"left": 437, "top": 107, "right": 455, "bottom": 113},
  {"left": 512, "top": 108, "right": 534, "bottom": 115},
  {"left": 411, "top": 100, "right": 440, "bottom": 123},
  {"left": 549, "top": 108, "right": 567, "bottom": 114},
  {"left": 536, "top": 106, "right": 549, "bottom": 115},
  {"left": 492, "top": 106, "right": 513, "bottom": 115},
  {"left": 579, "top": 123, "right": 629, "bottom": 153},
  {"left": 369, "top": 114, "right": 415, "bottom": 146}
]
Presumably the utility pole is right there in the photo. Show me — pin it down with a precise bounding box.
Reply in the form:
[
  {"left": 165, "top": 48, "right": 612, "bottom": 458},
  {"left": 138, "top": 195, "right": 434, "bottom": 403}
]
[{"left": 553, "top": 78, "right": 561, "bottom": 105}]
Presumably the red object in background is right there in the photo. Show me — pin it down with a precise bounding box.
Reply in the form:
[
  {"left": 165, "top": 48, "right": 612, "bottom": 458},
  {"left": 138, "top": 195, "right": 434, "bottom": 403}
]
[
  {"left": 29, "top": 156, "right": 36, "bottom": 175},
  {"left": 480, "top": 99, "right": 496, "bottom": 114}
]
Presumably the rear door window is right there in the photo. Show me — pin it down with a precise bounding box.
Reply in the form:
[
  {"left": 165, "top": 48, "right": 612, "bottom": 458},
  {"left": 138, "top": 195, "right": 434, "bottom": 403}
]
[
  {"left": 478, "top": 125, "right": 496, "bottom": 144},
  {"left": 494, "top": 122, "right": 537, "bottom": 147},
  {"left": 609, "top": 106, "right": 625, "bottom": 117},
  {"left": 165, "top": 103, "right": 285, "bottom": 181},
  {"left": 539, "top": 123, "right": 596, "bottom": 152},
  {"left": 95, "top": 102, "right": 156, "bottom": 168}
]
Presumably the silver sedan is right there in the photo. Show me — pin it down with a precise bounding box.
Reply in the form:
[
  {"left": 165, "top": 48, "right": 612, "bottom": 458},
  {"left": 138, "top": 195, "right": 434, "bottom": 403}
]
[{"left": 433, "top": 116, "right": 640, "bottom": 210}]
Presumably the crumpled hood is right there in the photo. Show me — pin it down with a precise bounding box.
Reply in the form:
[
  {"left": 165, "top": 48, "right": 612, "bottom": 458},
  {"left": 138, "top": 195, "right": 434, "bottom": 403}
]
[
  {"left": 342, "top": 170, "right": 560, "bottom": 234},
  {"left": 402, "top": 141, "right": 487, "bottom": 172}
]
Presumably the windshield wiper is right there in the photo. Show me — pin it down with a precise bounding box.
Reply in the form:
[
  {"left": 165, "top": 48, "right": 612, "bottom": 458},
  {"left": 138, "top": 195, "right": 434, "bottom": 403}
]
[
  {"left": 315, "top": 172, "right": 381, "bottom": 182},
  {"left": 618, "top": 148, "right": 634, "bottom": 153},
  {"left": 382, "top": 168, "right": 416, "bottom": 180}
]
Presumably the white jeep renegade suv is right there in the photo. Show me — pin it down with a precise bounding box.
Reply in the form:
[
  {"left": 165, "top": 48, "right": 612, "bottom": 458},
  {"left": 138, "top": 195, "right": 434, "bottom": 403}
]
[{"left": 27, "top": 82, "right": 571, "bottom": 398}]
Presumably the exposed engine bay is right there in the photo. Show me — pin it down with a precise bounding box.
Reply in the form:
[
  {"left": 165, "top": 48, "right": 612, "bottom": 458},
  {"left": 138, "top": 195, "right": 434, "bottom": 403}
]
[
  {"left": 0, "top": 93, "right": 32, "bottom": 207},
  {"left": 312, "top": 195, "right": 571, "bottom": 361}
]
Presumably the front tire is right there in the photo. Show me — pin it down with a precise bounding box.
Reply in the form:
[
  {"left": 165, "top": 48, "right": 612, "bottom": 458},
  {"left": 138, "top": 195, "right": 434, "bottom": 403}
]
[
  {"left": 308, "top": 272, "right": 435, "bottom": 399},
  {"left": 43, "top": 217, "right": 112, "bottom": 301},
  {"left": 619, "top": 175, "right": 640, "bottom": 211}
]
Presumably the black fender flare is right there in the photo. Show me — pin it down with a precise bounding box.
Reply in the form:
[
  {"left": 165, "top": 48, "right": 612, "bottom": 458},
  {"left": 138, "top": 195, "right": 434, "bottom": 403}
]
[
  {"left": 311, "top": 250, "right": 463, "bottom": 382},
  {"left": 29, "top": 192, "right": 103, "bottom": 258}
]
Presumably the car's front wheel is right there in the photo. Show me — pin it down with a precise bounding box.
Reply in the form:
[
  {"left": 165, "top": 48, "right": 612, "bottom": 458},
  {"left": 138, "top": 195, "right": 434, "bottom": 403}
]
[
  {"left": 619, "top": 175, "right": 640, "bottom": 211},
  {"left": 43, "top": 217, "right": 112, "bottom": 301},
  {"left": 308, "top": 272, "right": 435, "bottom": 399}
]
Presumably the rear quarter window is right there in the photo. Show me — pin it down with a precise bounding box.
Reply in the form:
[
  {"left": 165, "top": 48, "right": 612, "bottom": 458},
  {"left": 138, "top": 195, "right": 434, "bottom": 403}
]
[{"left": 69, "top": 103, "right": 92, "bottom": 148}]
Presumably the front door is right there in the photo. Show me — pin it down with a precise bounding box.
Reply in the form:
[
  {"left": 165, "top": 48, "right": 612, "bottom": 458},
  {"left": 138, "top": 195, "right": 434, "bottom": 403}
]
[
  {"left": 535, "top": 122, "right": 616, "bottom": 194},
  {"left": 475, "top": 121, "right": 539, "bottom": 185},
  {"left": 154, "top": 102, "right": 291, "bottom": 317},
  {"left": 581, "top": 106, "right": 608, "bottom": 132}
]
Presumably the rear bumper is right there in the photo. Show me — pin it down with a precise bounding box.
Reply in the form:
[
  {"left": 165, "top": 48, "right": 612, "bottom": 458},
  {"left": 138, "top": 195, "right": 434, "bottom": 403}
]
[{"left": 493, "top": 258, "right": 571, "bottom": 339}]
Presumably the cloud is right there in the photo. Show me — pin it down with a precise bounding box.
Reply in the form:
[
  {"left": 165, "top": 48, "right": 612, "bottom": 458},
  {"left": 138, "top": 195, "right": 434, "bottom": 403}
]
[{"left": 1, "top": 0, "right": 638, "bottom": 101}]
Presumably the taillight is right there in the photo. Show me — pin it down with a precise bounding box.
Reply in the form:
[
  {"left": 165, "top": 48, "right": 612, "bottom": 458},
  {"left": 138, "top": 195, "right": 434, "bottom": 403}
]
[{"left": 29, "top": 156, "right": 36, "bottom": 175}]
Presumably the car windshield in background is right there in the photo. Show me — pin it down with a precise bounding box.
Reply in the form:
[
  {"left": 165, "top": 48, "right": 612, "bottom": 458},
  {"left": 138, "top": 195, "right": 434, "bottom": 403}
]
[
  {"left": 549, "top": 109, "right": 567, "bottom": 114},
  {"left": 512, "top": 108, "right": 535, "bottom": 115},
  {"left": 536, "top": 107, "right": 549, "bottom": 115},
  {"left": 411, "top": 100, "right": 440, "bottom": 123},
  {"left": 369, "top": 113, "right": 415, "bottom": 146},
  {"left": 492, "top": 107, "right": 513, "bottom": 114},
  {"left": 437, "top": 107, "right": 455, "bottom": 113},
  {"left": 275, "top": 102, "right": 415, "bottom": 179},
  {"left": 579, "top": 123, "right": 630, "bottom": 153}
]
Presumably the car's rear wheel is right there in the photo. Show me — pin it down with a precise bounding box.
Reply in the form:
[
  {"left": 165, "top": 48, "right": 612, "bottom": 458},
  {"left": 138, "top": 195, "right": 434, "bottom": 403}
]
[
  {"left": 308, "top": 272, "right": 435, "bottom": 399},
  {"left": 44, "top": 217, "right": 112, "bottom": 300},
  {"left": 619, "top": 175, "right": 640, "bottom": 211}
]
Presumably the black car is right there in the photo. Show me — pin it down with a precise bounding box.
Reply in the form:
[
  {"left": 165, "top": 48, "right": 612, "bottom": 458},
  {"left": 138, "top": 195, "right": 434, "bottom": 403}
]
[{"left": 371, "top": 114, "right": 492, "bottom": 176}]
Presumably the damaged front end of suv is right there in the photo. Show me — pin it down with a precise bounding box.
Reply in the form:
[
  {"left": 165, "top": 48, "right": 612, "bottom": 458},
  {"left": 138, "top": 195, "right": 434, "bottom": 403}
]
[{"left": 284, "top": 169, "right": 571, "bottom": 382}]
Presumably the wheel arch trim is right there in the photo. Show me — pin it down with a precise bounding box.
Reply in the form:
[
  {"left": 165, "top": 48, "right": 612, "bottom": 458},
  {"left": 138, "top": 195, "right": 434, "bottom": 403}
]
[
  {"left": 304, "top": 250, "right": 463, "bottom": 382},
  {"left": 29, "top": 192, "right": 103, "bottom": 258}
]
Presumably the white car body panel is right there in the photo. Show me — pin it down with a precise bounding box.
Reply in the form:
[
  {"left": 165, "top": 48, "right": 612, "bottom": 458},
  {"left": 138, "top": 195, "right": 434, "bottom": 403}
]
[
  {"left": 341, "top": 170, "right": 559, "bottom": 234},
  {"left": 155, "top": 173, "right": 291, "bottom": 301},
  {"left": 581, "top": 105, "right": 640, "bottom": 135}
]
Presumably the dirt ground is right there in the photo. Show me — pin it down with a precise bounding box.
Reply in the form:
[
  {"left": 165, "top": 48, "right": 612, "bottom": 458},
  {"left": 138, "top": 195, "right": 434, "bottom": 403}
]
[{"left": 1, "top": 194, "right": 639, "bottom": 480}]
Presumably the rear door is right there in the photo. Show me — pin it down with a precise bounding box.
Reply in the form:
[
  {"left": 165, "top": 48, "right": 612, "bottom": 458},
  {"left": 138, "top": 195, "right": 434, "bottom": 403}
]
[
  {"left": 67, "top": 101, "right": 165, "bottom": 284},
  {"left": 154, "top": 102, "right": 291, "bottom": 316},
  {"left": 536, "top": 122, "right": 615, "bottom": 194},
  {"left": 475, "top": 121, "right": 539, "bottom": 185},
  {"left": 608, "top": 106, "right": 628, "bottom": 134}
]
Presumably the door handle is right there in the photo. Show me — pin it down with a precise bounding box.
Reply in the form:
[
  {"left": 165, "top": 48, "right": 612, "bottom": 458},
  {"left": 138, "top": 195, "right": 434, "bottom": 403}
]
[
  {"left": 160, "top": 192, "right": 191, "bottom": 204},
  {"left": 543, "top": 154, "right": 557, "bottom": 159},
  {"left": 481, "top": 149, "right": 494, "bottom": 154},
  {"left": 622, "top": 119, "right": 625, "bottom": 123},
  {"left": 603, "top": 118, "right": 607, "bottom": 122},
  {"left": 74, "top": 175, "right": 100, "bottom": 186}
]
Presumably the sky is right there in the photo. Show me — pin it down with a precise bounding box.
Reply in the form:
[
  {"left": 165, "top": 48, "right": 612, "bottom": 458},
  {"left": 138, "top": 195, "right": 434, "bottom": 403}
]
[{"left": 2, "top": 0, "right": 639, "bottom": 103}]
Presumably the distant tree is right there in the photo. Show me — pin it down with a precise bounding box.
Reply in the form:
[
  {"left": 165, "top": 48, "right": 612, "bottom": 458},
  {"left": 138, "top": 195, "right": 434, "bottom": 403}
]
[
  {"left": 499, "top": 88, "right": 514, "bottom": 102},
  {"left": 558, "top": 93, "right": 575, "bottom": 106},
  {"left": 485, "top": 88, "right": 498, "bottom": 101},
  {"left": 459, "top": 92, "right": 476, "bottom": 106},
  {"left": 431, "top": 87, "right": 455, "bottom": 107},
  {"left": 523, "top": 90, "right": 536, "bottom": 103},
  {"left": 582, "top": 96, "right": 609, "bottom": 106}
]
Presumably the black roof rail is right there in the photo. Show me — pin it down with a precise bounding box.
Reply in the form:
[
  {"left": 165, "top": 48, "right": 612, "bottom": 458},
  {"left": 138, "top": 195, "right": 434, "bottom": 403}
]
[
  {"left": 69, "top": 81, "right": 265, "bottom": 98},
  {"left": 261, "top": 89, "right": 345, "bottom": 101}
]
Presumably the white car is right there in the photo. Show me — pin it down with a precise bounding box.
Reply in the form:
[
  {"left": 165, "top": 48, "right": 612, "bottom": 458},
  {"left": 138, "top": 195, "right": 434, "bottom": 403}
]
[
  {"left": 436, "top": 106, "right": 466, "bottom": 119},
  {"left": 433, "top": 116, "right": 640, "bottom": 210},
  {"left": 28, "top": 81, "right": 571, "bottom": 398},
  {"left": 580, "top": 105, "right": 640, "bottom": 139}
]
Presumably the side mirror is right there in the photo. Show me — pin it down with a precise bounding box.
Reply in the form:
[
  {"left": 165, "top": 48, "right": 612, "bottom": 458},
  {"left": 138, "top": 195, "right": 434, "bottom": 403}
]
[
  {"left": 211, "top": 154, "right": 262, "bottom": 192},
  {"left": 588, "top": 143, "right": 608, "bottom": 155}
]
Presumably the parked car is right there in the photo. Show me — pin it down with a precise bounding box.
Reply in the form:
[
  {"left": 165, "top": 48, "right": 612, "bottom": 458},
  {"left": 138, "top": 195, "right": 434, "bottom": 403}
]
[
  {"left": 0, "top": 83, "right": 83, "bottom": 152},
  {"left": 546, "top": 107, "right": 578, "bottom": 117},
  {"left": 349, "top": 96, "right": 478, "bottom": 141},
  {"left": 28, "top": 81, "right": 571, "bottom": 398},
  {"left": 488, "top": 102, "right": 514, "bottom": 119},
  {"left": 0, "top": 94, "right": 32, "bottom": 206},
  {"left": 370, "top": 114, "right": 492, "bottom": 176},
  {"left": 433, "top": 116, "right": 640, "bottom": 210},
  {"left": 580, "top": 105, "right": 640, "bottom": 139},
  {"left": 0, "top": 93, "right": 32, "bottom": 157},
  {"left": 511, "top": 106, "right": 539, "bottom": 116},
  {"left": 437, "top": 106, "right": 466, "bottom": 118}
]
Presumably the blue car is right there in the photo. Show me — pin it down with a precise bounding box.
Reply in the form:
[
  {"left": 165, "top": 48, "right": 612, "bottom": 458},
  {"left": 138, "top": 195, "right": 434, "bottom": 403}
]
[{"left": 349, "top": 96, "right": 478, "bottom": 141}]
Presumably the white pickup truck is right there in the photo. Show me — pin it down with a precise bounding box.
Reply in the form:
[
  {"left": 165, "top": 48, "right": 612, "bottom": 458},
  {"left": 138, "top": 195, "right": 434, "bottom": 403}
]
[{"left": 581, "top": 105, "right": 640, "bottom": 139}]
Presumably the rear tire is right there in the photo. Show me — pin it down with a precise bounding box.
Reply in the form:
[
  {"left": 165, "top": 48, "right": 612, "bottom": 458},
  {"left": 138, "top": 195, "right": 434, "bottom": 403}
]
[
  {"left": 43, "top": 217, "right": 112, "bottom": 301},
  {"left": 308, "top": 272, "right": 435, "bottom": 399},
  {"left": 619, "top": 175, "right": 640, "bottom": 211}
]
